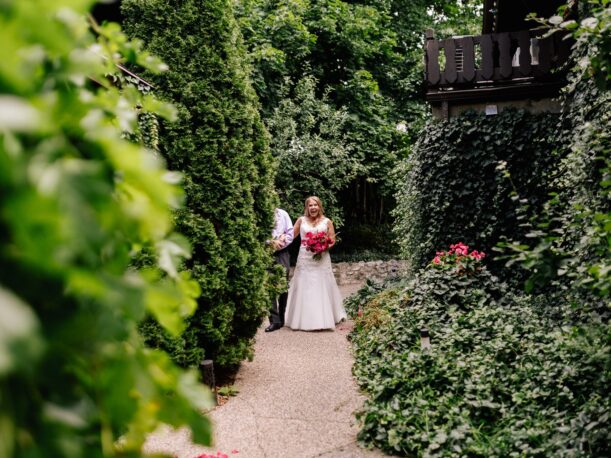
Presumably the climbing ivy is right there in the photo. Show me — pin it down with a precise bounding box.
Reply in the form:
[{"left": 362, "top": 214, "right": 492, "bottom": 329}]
[
  {"left": 392, "top": 109, "right": 562, "bottom": 277},
  {"left": 110, "top": 71, "right": 161, "bottom": 152},
  {"left": 350, "top": 276, "right": 610, "bottom": 457},
  {"left": 353, "top": 4, "right": 610, "bottom": 456},
  {"left": 502, "top": 0, "right": 610, "bottom": 305}
]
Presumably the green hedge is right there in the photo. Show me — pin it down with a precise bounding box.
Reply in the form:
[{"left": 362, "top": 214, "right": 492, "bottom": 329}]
[
  {"left": 122, "top": 0, "right": 277, "bottom": 368},
  {"left": 501, "top": 7, "right": 610, "bottom": 303},
  {"left": 392, "top": 109, "right": 561, "bottom": 277},
  {"left": 0, "top": 2, "right": 212, "bottom": 454}
]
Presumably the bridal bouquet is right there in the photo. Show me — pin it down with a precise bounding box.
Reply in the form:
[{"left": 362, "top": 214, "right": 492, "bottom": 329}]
[{"left": 302, "top": 231, "right": 333, "bottom": 260}]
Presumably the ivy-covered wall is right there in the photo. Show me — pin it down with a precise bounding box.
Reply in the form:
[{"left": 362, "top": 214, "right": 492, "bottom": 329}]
[
  {"left": 393, "top": 109, "right": 562, "bottom": 275},
  {"left": 122, "top": 0, "right": 277, "bottom": 368},
  {"left": 502, "top": 6, "right": 610, "bottom": 302}
]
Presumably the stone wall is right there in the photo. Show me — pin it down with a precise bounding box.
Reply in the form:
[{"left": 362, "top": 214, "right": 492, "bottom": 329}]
[{"left": 332, "top": 260, "right": 408, "bottom": 285}]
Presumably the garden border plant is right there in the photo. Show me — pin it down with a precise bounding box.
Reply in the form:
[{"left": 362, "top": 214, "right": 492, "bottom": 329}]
[
  {"left": 392, "top": 108, "right": 562, "bottom": 280},
  {"left": 349, "top": 243, "right": 609, "bottom": 456}
]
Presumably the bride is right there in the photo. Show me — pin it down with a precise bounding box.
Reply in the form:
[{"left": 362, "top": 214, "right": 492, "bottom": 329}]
[{"left": 284, "top": 196, "right": 347, "bottom": 331}]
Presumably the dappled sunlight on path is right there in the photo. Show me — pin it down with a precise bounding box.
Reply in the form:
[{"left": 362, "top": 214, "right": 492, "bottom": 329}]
[{"left": 145, "top": 283, "right": 391, "bottom": 458}]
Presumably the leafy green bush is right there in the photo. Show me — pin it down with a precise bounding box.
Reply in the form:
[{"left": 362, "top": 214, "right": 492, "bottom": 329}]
[
  {"left": 350, "top": 264, "right": 609, "bottom": 457},
  {"left": 0, "top": 1, "right": 213, "bottom": 455},
  {"left": 501, "top": 3, "right": 610, "bottom": 305},
  {"left": 344, "top": 277, "right": 405, "bottom": 319},
  {"left": 122, "top": 0, "right": 278, "bottom": 369},
  {"left": 353, "top": 4, "right": 610, "bottom": 457}
]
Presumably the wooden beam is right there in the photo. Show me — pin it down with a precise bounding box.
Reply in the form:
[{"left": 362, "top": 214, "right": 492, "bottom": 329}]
[
  {"left": 425, "top": 80, "right": 566, "bottom": 104},
  {"left": 480, "top": 34, "right": 494, "bottom": 80},
  {"left": 515, "top": 30, "right": 532, "bottom": 76},
  {"left": 444, "top": 39, "right": 457, "bottom": 84},
  {"left": 482, "top": 0, "right": 496, "bottom": 34},
  {"left": 116, "top": 63, "right": 156, "bottom": 90},
  {"left": 425, "top": 29, "right": 441, "bottom": 85},
  {"left": 461, "top": 37, "right": 476, "bottom": 82},
  {"left": 536, "top": 35, "right": 553, "bottom": 75},
  {"left": 498, "top": 33, "right": 512, "bottom": 79}
]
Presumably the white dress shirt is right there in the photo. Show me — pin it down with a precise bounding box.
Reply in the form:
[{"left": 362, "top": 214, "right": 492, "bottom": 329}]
[{"left": 272, "top": 208, "right": 294, "bottom": 250}]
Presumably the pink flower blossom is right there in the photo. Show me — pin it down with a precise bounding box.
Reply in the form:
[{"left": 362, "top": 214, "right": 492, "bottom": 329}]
[
  {"left": 431, "top": 242, "right": 487, "bottom": 270},
  {"left": 449, "top": 242, "right": 469, "bottom": 256},
  {"left": 194, "top": 452, "right": 231, "bottom": 458},
  {"left": 469, "top": 250, "right": 486, "bottom": 260}
]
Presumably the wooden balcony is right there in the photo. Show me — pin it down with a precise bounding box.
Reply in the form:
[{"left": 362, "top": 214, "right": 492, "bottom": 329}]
[{"left": 424, "top": 29, "right": 573, "bottom": 107}]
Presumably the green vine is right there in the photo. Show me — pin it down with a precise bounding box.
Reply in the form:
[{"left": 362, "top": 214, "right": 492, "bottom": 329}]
[
  {"left": 501, "top": 0, "right": 610, "bottom": 305},
  {"left": 392, "top": 109, "right": 561, "bottom": 280},
  {"left": 355, "top": 3, "right": 611, "bottom": 456}
]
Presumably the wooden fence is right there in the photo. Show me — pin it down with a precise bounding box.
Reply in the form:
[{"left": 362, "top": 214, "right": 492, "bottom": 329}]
[{"left": 425, "top": 29, "right": 572, "bottom": 88}]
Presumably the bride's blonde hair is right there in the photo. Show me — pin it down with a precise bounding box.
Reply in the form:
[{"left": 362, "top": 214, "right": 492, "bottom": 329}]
[{"left": 303, "top": 196, "right": 325, "bottom": 217}]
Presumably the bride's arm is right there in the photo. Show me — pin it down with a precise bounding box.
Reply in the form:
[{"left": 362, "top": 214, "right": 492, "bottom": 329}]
[
  {"left": 293, "top": 217, "right": 302, "bottom": 239},
  {"left": 327, "top": 219, "right": 336, "bottom": 246}
]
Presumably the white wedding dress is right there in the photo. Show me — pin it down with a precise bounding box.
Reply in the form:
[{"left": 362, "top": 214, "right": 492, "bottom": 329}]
[{"left": 285, "top": 217, "right": 347, "bottom": 330}]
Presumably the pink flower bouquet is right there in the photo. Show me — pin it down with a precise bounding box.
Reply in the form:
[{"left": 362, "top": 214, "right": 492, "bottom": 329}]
[{"left": 302, "top": 231, "right": 333, "bottom": 260}]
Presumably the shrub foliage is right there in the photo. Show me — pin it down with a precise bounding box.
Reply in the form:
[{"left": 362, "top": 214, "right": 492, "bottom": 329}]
[
  {"left": 502, "top": 4, "right": 610, "bottom": 303},
  {"left": 122, "top": 0, "right": 278, "bottom": 368},
  {"left": 0, "top": 1, "right": 213, "bottom": 455},
  {"left": 350, "top": 274, "right": 609, "bottom": 457}
]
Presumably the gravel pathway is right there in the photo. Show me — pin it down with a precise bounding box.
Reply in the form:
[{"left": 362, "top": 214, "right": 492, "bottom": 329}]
[{"left": 144, "top": 283, "right": 390, "bottom": 458}]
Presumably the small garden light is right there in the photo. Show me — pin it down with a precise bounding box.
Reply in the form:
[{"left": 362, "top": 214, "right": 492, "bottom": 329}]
[
  {"left": 201, "top": 359, "right": 218, "bottom": 405},
  {"left": 420, "top": 328, "right": 431, "bottom": 350}
]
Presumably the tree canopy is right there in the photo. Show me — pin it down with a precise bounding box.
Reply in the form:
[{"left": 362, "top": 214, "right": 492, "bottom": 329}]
[{"left": 235, "top": 0, "right": 481, "bottom": 235}]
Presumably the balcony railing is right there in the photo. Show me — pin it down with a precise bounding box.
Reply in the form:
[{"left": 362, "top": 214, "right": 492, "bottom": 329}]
[{"left": 424, "top": 29, "right": 572, "bottom": 101}]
